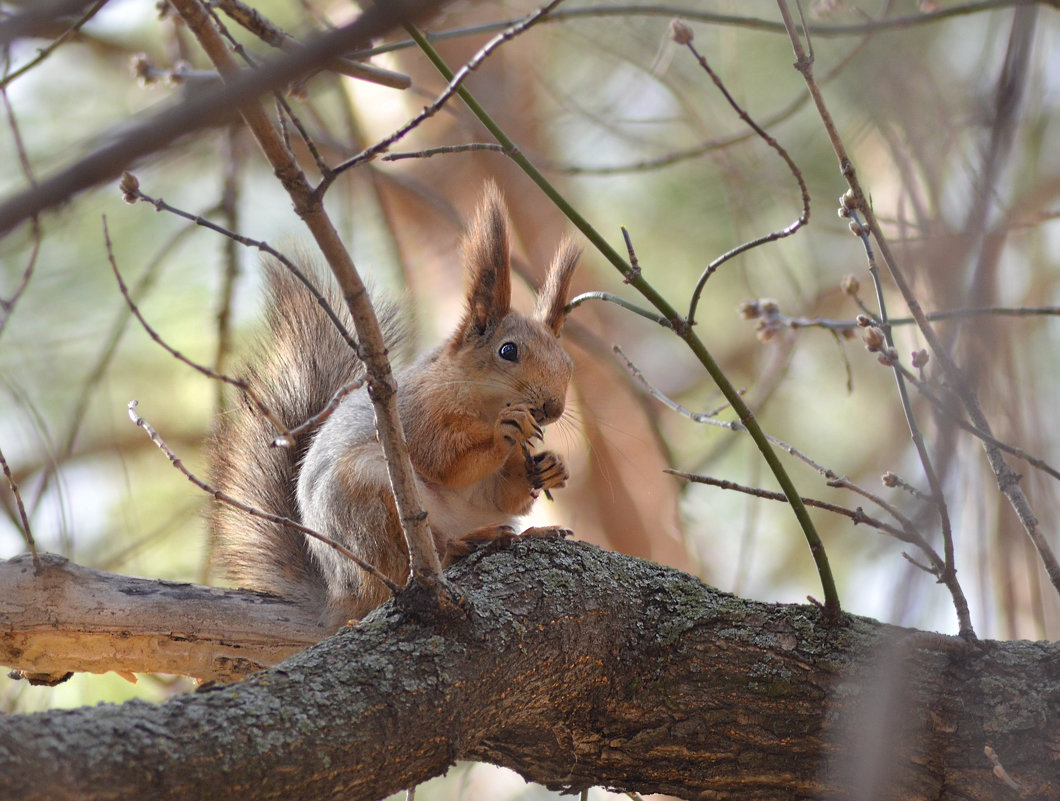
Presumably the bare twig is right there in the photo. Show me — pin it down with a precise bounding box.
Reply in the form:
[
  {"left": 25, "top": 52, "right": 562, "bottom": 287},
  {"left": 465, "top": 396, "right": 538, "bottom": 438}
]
[
  {"left": 891, "top": 361, "right": 1060, "bottom": 483},
  {"left": 0, "top": 81, "right": 41, "bottom": 341},
  {"left": 204, "top": 7, "right": 334, "bottom": 181},
  {"left": 121, "top": 176, "right": 360, "bottom": 356},
  {"left": 351, "top": 2, "right": 1046, "bottom": 59},
  {"left": 881, "top": 471, "right": 933, "bottom": 503},
  {"left": 102, "top": 215, "right": 293, "bottom": 442},
  {"left": 126, "top": 401, "right": 401, "bottom": 596},
  {"left": 671, "top": 21, "right": 810, "bottom": 326},
  {"left": 740, "top": 301, "right": 1060, "bottom": 334},
  {"left": 844, "top": 201, "right": 959, "bottom": 622},
  {"left": 0, "top": 444, "right": 38, "bottom": 570},
  {"left": 381, "top": 143, "right": 511, "bottom": 161},
  {"left": 272, "top": 378, "right": 368, "bottom": 448},
  {"left": 667, "top": 470, "right": 922, "bottom": 546},
  {"left": 617, "top": 343, "right": 975, "bottom": 630},
  {"left": 742, "top": 294, "right": 1060, "bottom": 484},
  {"left": 567, "top": 292, "right": 672, "bottom": 328},
  {"left": 325, "top": 0, "right": 563, "bottom": 184},
  {"left": 617, "top": 343, "right": 919, "bottom": 532},
  {"left": 0, "top": 0, "right": 108, "bottom": 89}
]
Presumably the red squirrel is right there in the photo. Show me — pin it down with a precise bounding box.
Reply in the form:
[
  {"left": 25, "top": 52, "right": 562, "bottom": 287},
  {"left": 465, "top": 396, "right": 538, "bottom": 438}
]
[{"left": 210, "top": 184, "right": 579, "bottom": 628}]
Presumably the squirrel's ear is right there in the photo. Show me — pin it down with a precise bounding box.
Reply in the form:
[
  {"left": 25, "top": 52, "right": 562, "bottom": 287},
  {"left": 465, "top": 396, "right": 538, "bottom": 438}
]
[
  {"left": 536, "top": 238, "right": 580, "bottom": 335},
  {"left": 460, "top": 182, "right": 511, "bottom": 337}
]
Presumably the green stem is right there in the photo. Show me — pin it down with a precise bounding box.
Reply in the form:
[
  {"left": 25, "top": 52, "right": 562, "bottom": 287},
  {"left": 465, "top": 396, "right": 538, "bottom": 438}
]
[{"left": 406, "top": 24, "right": 840, "bottom": 620}]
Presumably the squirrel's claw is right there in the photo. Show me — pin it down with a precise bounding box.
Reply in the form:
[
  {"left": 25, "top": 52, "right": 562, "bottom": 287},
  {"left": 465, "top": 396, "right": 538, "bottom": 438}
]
[
  {"left": 518, "top": 525, "right": 573, "bottom": 541},
  {"left": 527, "top": 450, "right": 569, "bottom": 491},
  {"left": 500, "top": 403, "right": 544, "bottom": 445},
  {"left": 443, "top": 523, "right": 572, "bottom": 566}
]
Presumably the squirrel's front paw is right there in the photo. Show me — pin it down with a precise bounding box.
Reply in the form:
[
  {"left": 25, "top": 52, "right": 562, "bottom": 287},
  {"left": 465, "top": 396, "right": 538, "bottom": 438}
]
[
  {"left": 526, "top": 450, "right": 569, "bottom": 492},
  {"left": 499, "top": 402, "right": 543, "bottom": 445}
]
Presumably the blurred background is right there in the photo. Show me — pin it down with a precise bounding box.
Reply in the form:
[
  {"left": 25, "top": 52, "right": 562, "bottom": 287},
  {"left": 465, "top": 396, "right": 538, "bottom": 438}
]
[{"left": 2, "top": 0, "right": 1059, "bottom": 785}]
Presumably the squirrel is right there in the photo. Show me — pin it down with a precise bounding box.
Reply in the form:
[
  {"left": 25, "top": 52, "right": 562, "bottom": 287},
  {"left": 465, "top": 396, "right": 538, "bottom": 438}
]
[{"left": 209, "top": 184, "right": 580, "bottom": 629}]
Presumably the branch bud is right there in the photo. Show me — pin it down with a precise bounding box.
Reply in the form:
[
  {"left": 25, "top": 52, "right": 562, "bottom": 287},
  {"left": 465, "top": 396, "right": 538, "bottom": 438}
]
[
  {"left": 862, "top": 326, "right": 885, "bottom": 352},
  {"left": 738, "top": 300, "right": 761, "bottom": 320},
  {"left": 119, "top": 172, "right": 141, "bottom": 205},
  {"left": 670, "top": 19, "right": 694, "bottom": 45}
]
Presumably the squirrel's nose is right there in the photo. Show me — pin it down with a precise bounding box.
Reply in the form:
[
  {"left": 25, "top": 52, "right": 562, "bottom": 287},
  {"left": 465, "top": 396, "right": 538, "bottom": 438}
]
[{"left": 542, "top": 397, "right": 565, "bottom": 422}]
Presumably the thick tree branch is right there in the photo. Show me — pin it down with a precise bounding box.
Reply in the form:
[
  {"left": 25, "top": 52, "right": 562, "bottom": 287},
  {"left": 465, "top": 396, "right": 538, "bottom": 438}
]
[
  {"left": 0, "top": 0, "right": 449, "bottom": 237},
  {"left": 1, "top": 554, "right": 325, "bottom": 683},
  {"left": 1, "top": 540, "right": 1056, "bottom": 801}
]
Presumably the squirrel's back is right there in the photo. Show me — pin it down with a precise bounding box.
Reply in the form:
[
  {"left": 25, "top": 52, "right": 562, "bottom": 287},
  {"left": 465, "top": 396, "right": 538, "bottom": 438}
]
[{"left": 208, "top": 264, "right": 396, "bottom": 611}]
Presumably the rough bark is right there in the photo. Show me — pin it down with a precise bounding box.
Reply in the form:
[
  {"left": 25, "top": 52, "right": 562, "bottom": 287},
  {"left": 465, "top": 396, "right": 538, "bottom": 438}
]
[{"left": 1, "top": 539, "right": 1057, "bottom": 801}]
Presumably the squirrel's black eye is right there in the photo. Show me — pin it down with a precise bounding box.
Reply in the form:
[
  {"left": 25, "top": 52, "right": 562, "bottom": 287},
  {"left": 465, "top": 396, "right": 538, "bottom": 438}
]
[{"left": 498, "top": 341, "right": 519, "bottom": 362}]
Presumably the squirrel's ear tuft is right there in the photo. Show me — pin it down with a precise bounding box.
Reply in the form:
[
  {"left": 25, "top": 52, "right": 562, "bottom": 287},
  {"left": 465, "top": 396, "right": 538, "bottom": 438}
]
[
  {"left": 536, "top": 238, "right": 580, "bottom": 335},
  {"left": 460, "top": 181, "right": 512, "bottom": 337}
]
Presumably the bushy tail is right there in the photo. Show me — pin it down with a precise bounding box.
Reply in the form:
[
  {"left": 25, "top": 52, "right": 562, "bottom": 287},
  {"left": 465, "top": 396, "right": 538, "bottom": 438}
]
[{"left": 209, "top": 262, "right": 386, "bottom": 610}]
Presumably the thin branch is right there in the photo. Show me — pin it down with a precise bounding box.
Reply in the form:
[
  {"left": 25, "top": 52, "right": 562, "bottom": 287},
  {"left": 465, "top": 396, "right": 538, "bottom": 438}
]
[
  {"left": 350, "top": 1, "right": 1046, "bottom": 59},
  {"left": 0, "top": 0, "right": 109, "bottom": 90},
  {"left": 566, "top": 292, "right": 672, "bottom": 329},
  {"left": 102, "top": 215, "right": 293, "bottom": 443},
  {"left": 0, "top": 444, "right": 38, "bottom": 570},
  {"left": 891, "top": 360, "right": 1060, "bottom": 483},
  {"left": 0, "top": 82, "right": 41, "bottom": 341},
  {"left": 845, "top": 203, "right": 958, "bottom": 622},
  {"left": 741, "top": 302, "right": 1060, "bottom": 334},
  {"left": 126, "top": 401, "right": 401, "bottom": 596},
  {"left": 667, "top": 470, "right": 923, "bottom": 547},
  {"left": 672, "top": 21, "right": 810, "bottom": 327},
  {"left": 205, "top": 6, "right": 333, "bottom": 180},
  {"left": 325, "top": 0, "right": 563, "bottom": 185},
  {"left": 742, "top": 295, "right": 1060, "bottom": 482},
  {"left": 881, "top": 471, "right": 933, "bottom": 504},
  {"left": 381, "top": 143, "right": 512, "bottom": 161},
  {"left": 272, "top": 378, "right": 368, "bottom": 448},
  {"left": 121, "top": 176, "right": 360, "bottom": 357}
]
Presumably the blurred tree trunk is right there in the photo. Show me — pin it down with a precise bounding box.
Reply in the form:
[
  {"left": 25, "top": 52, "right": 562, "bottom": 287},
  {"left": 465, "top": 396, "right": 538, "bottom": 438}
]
[{"left": 1, "top": 539, "right": 1055, "bottom": 801}]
